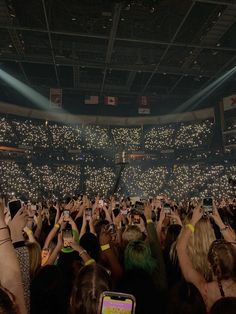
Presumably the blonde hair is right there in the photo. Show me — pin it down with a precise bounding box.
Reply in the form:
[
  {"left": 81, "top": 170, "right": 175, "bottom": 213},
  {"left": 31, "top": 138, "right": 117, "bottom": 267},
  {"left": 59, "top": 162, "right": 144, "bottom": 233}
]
[
  {"left": 122, "top": 225, "right": 143, "bottom": 246},
  {"left": 27, "top": 242, "right": 42, "bottom": 280},
  {"left": 188, "top": 218, "right": 216, "bottom": 281},
  {"left": 171, "top": 217, "right": 216, "bottom": 281}
]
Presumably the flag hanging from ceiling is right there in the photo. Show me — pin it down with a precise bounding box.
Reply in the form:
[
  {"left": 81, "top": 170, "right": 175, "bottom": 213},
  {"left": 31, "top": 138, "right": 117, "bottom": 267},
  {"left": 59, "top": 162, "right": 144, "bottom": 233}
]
[
  {"left": 138, "top": 96, "right": 150, "bottom": 114},
  {"left": 50, "top": 88, "right": 62, "bottom": 108},
  {"left": 223, "top": 94, "right": 236, "bottom": 111},
  {"left": 104, "top": 96, "right": 118, "bottom": 106},
  {"left": 84, "top": 95, "right": 99, "bottom": 105}
]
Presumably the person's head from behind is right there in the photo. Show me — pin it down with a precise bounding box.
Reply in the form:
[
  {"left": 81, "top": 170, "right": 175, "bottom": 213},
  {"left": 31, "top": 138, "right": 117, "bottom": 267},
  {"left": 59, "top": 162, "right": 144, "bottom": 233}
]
[
  {"left": 31, "top": 265, "right": 67, "bottom": 314},
  {"left": 167, "top": 281, "right": 206, "bottom": 314},
  {"left": 70, "top": 263, "right": 111, "bottom": 314},
  {"left": 0, "top": 286, "right": 17, "bottom": 314},
  {"left": 79, "top": 233, "right": 100, "bottom": 261},
  {"left": 122, "top": 225, "right": 143, "bottom": 247},
  {"left": 117, "top": 268, "right": 156, "bottom": 314},
  {"left": 208, "top": 240, "right": 236, "bottom": 281},
  {"left": 164, "top": 224, "right": 182, "bottom": 253},
  {"left": 124, "top": 240, "right": 156, "bottom": 274},
  {"left": 210, "top": 297, "right": 236, "bottom": 314}
]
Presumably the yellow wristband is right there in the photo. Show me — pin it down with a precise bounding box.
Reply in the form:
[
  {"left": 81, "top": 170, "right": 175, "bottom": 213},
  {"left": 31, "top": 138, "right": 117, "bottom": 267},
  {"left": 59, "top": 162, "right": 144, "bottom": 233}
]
[
  {"left": 85, "top": 258, "right": 96, "bottom": 266},
  {"left": 26, "top": 230, "right": 33, "bottom": 235},
  {"left": 101, "top": 244, "right": 110, "bottom": 251},
  {"left": 186, "top": 223, "right": 195, "bottom": 233},
  {"left": 54, "top": 224, "right": 60, "bottom": 229},
  {"left": 146, "top": 219, "right": 153, "bottom": 224}
]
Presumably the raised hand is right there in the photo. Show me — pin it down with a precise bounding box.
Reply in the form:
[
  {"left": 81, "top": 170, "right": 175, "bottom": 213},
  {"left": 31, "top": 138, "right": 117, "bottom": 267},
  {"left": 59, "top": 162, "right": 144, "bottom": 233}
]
[
  {"left": 191, "top": 203, "right": 203, "bottom": 226},
  {"left": 99, "top": 226, "right": 111, "bottom": 246},
  {"left": 210, "top": 203, "right": 224, "bottom": 228},
  {"left": 168, "top": 210, "right": 183, "bottom": 226},
  {"left": 144, "top": 202, "right": 152, "bottom": 220},
  {"left": 9, "top": 207, "right": 28, "bottom": 242}
]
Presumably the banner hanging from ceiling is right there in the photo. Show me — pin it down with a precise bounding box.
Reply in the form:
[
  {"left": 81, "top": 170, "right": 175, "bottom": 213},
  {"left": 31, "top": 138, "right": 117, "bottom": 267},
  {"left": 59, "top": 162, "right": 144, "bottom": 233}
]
[
  {"left": 223, "top": 94, "right": 236, "bottom": 111},
  {"left": 104, "top": 96, "right": 118, "bottom": 106},
  {"left": 138, "top": 96, "right": 150, "bottom": 114},
  {"left": 84, "top": 95, "right": 99, "bottom": 105},
  {"left": 49, "top": 88, "right": 62, "bottom": 108}
]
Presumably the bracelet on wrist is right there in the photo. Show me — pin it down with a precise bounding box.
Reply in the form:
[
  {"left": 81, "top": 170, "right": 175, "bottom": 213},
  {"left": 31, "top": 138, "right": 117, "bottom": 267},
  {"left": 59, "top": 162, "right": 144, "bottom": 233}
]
[
  {"left": 186, "top": 223, "right": 195, "bottom": 233},
  {"left": 79, "top": 249, "right": 87, "bottom": 257},
  {"left": 54, "top": 223, "right": 60, "bottom": 229},
  {"left": 220, "top": 225, "right": 229, "bottom": 232},
  {"left": 26, "top": 229, "right": 33, "bottom": 236},
  {"left": 101, "top": 243, "right": 110, "bottom": 252},
  {"left": 146, "top": 219, "right": 153, "bottom": 224}
]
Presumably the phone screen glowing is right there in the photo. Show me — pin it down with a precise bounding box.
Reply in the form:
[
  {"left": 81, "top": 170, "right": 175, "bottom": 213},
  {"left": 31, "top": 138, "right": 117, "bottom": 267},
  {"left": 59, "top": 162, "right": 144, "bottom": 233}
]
[{"left": 100, "top": 295, "right": 135, "bottom": 314}]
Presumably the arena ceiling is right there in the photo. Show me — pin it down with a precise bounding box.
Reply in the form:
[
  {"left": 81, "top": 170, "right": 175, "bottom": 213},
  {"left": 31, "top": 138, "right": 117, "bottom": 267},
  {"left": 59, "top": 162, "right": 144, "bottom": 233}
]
[{"left": 0, "top": 0, "right": 236, "bottom": 113}]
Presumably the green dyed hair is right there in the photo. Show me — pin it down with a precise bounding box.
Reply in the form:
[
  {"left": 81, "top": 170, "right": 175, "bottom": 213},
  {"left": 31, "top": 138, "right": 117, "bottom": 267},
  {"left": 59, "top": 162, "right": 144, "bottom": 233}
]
[{"left": 124, "top": 240, "right": 156, "bottom": 274}]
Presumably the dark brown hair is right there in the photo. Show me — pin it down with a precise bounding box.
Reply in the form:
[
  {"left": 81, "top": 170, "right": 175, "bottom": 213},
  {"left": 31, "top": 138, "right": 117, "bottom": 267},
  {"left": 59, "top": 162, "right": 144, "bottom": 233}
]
[
  {"left": 210, "top": 297, "right": 236, "bottom": 314},
  {"left": 70, "top": 263, "right": 111, "bottom": 314},
  {"left": 0, "top": 286, "right": 17, "bottom": 314}
]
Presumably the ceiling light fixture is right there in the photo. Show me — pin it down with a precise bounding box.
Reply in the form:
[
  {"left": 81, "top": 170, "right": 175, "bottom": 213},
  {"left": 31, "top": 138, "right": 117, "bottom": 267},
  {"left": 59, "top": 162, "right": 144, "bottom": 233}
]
[
  {"left": 150, "top": 7, "right": 155, "bottom": 13},
  {"left": 175, "top": 64, "right": 236, "bottom": 113}
]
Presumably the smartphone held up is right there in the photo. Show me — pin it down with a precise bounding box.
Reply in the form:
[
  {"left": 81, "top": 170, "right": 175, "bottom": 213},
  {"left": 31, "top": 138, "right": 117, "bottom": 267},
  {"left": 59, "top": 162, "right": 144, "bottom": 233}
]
[
  {"left": 8, "top": 199, "right": 22, "bottom": 219},
  {"left": 85, "top": 208, "right": 92, "bottom": 221},
  {"left": 98, "top": 291, "right": 136, "bottom": 314},
  {"left": 62, "top": 229, "right": 73, "bottom": 248},
  {"left": 203, "top": 197, "right": 213, "bottom": 215},
  {"left": 63, "top": 210, "right": 70, "bottom": 221},
  {"left": 163, "top": 203, "right": 171, "bottom": 215}
]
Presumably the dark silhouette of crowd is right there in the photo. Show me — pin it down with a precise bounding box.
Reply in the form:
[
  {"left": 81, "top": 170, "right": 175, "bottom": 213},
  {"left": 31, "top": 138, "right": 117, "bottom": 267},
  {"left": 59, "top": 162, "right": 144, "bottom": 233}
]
[{"left": 1, "top": 194, "right": 236, "bottom": 314}]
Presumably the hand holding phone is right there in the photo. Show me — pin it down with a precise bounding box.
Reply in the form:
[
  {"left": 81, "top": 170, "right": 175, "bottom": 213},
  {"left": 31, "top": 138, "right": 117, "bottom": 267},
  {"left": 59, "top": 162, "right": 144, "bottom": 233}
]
[
  {"left": 8, "top": 199, "right": 22, "bottom": 219},
  {"left": 203, "top": 197, "right": 213, "bottom": 214},
  {"left": 163, "top": 203, "right": 171, "bottom": 215},
  {"left": 63, "top": 210, "right": 70, "bottom": 222},
  {"left": 107, "top": 223, "right": 116, "bottom": 234},
  {"left": 98, "top": 200, "right": 104, "bottom": 208},
  {"left": 135, "top": 201, "right": 144, "bottom": 210},
  {"left": 62, "top": 229, "right": 73, "bottom": 248},
  {"left": 98, "top": 291, "right": 136, "bottom": 314},
  {"left": 85, "top": 208, "right": 92, "bottom": 221}
]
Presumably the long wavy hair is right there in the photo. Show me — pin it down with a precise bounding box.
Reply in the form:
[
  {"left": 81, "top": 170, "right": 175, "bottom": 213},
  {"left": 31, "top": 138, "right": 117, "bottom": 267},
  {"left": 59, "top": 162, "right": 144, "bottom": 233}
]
[
  {"left": 171, "top": 217, "right": 216, "bottom": 281},
  {"left": 27, "top": 242, "right": 42, "bottom": 280}
]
